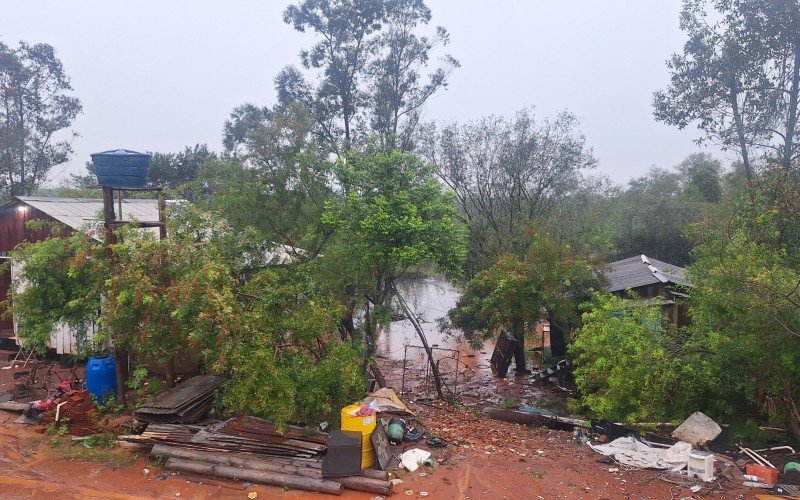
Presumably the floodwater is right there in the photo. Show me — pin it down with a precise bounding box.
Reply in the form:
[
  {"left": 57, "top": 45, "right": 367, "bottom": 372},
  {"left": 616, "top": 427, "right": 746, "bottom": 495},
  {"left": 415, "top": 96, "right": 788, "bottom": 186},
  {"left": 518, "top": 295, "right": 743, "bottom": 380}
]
[
  {"left": 375, "top": 277, "right": 549, "bottom": 407},
  {"left": 374, "top": 276, "right": 489, "bottom": 361}
]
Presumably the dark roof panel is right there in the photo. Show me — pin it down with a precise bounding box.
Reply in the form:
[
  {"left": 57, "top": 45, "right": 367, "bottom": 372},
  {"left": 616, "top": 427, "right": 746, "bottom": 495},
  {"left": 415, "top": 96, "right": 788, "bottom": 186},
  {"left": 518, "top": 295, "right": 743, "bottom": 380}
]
[{"left": 605, "top": 254, "right": 691, "bottom": 292}]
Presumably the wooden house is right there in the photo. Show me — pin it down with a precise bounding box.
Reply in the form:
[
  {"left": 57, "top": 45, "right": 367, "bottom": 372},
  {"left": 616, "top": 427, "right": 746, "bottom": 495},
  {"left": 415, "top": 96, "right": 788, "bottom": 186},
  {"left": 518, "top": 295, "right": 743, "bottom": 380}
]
[{"left": 604, "top": 254, "right": 692, "bottom": 325}]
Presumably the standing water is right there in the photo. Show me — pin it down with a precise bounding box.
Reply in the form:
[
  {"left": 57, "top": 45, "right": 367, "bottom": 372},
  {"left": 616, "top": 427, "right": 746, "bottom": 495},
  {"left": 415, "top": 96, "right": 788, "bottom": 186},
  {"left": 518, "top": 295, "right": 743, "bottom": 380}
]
[{"left": 375, "top": 276, "right": 483, "bottom": 360}]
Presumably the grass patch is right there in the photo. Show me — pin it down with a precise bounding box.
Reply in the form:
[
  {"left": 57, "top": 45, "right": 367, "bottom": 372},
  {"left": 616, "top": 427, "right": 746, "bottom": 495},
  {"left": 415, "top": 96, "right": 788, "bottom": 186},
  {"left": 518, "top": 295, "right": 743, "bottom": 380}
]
[{"left": 50, "top": 437, "right": 136, "bottom": 468}]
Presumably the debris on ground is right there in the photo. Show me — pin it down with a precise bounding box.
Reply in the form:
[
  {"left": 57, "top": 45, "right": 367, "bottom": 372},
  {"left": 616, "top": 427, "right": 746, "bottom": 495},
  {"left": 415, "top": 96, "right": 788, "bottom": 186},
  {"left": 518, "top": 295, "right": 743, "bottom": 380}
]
[
  {"left": 40, "top": 389, "right": 103, "bottom": 436},
  {"left": 134, "top": 375, "right": 224, "bottom": 424},
  {"left": 589, "top": 436, "right": 691, "bottom": 471},
  {"left": 483, "top": 406, "right": 586, "bottom": 430},
  {"left": 400, "top": 448, "right": 431, "bottom": 472},
  {"left": 670, "top": 411, "right": 722, "bottom": 446}
]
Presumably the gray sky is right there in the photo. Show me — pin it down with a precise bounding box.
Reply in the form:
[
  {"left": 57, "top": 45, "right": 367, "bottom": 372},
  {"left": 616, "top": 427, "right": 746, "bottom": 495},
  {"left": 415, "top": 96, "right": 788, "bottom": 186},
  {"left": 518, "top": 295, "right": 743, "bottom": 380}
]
[{"left": 3, "top": 0, "right": 723, "bottom": 185}]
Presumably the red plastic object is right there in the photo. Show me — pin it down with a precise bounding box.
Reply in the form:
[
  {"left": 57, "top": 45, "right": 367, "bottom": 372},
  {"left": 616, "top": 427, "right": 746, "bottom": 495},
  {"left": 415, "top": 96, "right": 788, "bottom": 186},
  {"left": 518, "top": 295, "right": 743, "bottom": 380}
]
[{"left": 746, "top": 464, "right": 779, "bottom": 484}]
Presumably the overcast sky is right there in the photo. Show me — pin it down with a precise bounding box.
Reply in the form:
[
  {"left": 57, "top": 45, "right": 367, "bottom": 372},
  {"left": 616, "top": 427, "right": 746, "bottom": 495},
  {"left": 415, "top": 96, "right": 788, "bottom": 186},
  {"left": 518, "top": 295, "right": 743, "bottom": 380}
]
[{"left": 3, "top": 0, "right": 725, "bottom": 185}]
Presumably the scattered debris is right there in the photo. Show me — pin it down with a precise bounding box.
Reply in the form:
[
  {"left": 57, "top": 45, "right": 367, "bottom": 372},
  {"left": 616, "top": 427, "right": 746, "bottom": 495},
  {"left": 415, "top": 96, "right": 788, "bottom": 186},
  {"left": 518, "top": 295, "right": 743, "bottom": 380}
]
[
  {"left": 670, "top": 412, "right": 721, "bottom": 446},
  {"left": 400, "top": 448, "right": 431, "bottom": 472},
  {"left": 363, "top": 388, "right": 413, "bottom": 415},
  {"left": 489, "top": 329, "right": 517, "bottom": 377},
  {"left": 153, "top": 443, "right": 393, "bottom": 495},
  {"left": 589, "top": 436, "right": 691, "bottom": 471},
  {"left": 134, "top": 376, "right": 224, "bottom": 424}
]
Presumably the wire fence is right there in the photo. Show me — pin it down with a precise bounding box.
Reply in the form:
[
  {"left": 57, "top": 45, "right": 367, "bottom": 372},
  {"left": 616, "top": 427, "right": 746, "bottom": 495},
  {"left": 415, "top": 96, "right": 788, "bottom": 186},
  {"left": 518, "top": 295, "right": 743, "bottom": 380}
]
[{"left": 400, "top": 345, "right": 461, "bottom": 401}]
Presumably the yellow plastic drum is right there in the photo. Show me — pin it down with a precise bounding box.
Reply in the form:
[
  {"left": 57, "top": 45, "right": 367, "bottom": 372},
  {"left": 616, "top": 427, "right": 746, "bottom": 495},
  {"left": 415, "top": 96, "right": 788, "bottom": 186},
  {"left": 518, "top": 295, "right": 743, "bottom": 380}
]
[{"left": 340, "top": 404, "right": 377, "bottom": 469}]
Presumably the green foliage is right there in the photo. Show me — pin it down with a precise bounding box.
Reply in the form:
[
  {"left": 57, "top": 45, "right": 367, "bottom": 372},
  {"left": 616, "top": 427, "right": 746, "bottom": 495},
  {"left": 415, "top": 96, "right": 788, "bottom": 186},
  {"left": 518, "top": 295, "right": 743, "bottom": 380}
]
[
  {"left": 569, "top": 293, "right": 716, "bottom": 423},
  {"left": 0, "top": 41, "right": 82, "bottom": 198},
  {"left": 319, "top": 147, "right": 466, "bottom": 357},
  {"left": 324, "top": 148, "right": 465, "bottom": 284},
  {"left": 449, "top": 232, "right": 600, "bottom": 345},
  {"left": 687, "top": 172, "right": 800, "bottom": 439},
  {"left": 81, "top": 433, "right": 116, "bottom": 449},
  {"left": 654, "top": 0, "right": 800, "bottom": 179},
  {"left": 423, "top": 108, "right": 597, "bottom": 275},
  {"left": 7, "top": 229, "right": 107, "bottom": 354},
  {"left": 126, "top": 366, "right": 149, "bottom": 390},
  {"left": 105, "top": 208, "right": 239, "bottom": 364},
  {"left": 95, "top": 394, "right": 125, "bottom": 414},
  {"left": 280, "top": 0, "right": 457, "bottom": 151},
  {"left": 221, "top": 339, "right": 365, "bottom": 430}
]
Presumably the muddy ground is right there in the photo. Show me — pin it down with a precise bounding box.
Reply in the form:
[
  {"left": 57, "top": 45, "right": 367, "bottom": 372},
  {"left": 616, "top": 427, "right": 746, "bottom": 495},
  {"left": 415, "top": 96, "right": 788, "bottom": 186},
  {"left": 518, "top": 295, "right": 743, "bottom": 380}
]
[{"left": 0, "top": 350, "right": 754, "bottom": 499}]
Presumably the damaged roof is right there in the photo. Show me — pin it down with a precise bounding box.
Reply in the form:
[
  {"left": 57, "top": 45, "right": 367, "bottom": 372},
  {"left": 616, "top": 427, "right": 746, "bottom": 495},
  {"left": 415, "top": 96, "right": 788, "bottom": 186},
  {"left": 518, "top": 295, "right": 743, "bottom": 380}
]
[{"left": 605, "top": 254, "right": 692, "bottom": 292}]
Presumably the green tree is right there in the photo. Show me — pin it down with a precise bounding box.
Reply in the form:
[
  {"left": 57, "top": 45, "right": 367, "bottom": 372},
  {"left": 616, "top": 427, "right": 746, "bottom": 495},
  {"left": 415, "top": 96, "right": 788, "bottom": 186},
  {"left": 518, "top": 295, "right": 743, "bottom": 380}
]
[
  {"left": 422, "top": 108, "right": 597, "bottom": 275},
  {"left": 569, "top": 293, "right": 715, "bottom": 423},
  {"left": 678, "top": 152, "right": 723, "bottom": 203},
  {"left": 213, "top": 104, "right": 333, "bottom": 255},
  {"left": 608, "top": 167, "right": 700, "bottom": 266},
  {"left": 6, "top": 224, "right": 106, "bottom": 355},
  {"left": 0, "top": 41, "right": 82, "bottom": 199},
  {"left": 147, "top": 144, "right": 217, "bottom": 192},
  {"left": 654, "top": 0, "right": 800, "bottom": 188},
  {"left": 320, "top": 146, "right": 465, "bottom": 395},
  {"left": 688, "top": 172, "right": 800, "bottom": 441},
  {"left": 277, "top": 0, "right": 456, "bottom": 153},
  {"left": 449, "top": 233, "right": 600, "bottom": 370}
]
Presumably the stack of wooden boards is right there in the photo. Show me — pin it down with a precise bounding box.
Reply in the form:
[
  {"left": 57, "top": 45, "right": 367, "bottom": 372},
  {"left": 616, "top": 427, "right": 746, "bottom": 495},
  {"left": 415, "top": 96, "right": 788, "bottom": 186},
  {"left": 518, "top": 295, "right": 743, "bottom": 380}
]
[
  {"left": 121, "top": 415, "right": 394, "bottom": 495},
  {"left": 134, "top": 375, "right": 224, "bottom": 424}
]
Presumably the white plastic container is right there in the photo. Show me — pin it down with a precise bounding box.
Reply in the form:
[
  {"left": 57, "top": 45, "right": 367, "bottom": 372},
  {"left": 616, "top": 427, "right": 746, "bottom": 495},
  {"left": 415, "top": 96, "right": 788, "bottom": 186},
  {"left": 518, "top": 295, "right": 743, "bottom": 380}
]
[{"left": 687, "top": 450, "right": 715, "bottom": 481}]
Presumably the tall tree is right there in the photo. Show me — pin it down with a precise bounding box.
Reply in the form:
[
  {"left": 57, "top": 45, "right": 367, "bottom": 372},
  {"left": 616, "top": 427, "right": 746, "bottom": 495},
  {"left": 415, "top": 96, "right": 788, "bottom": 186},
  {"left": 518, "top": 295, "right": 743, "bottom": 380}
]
[
  {"left": 278, "top": 0, "right": 456, "bottom": 153},
  {"left": 319, "top": 146, "right": 465, "bottom": 395},
  {"left": 654, "top": 0, "right": 800, "bottom": 188},
  {"left": 213, "top": 103, "right": 333, "bottom": 254},
  {"left": 608, "top": 167, "right": 701, "bottom": 266},
  {"left": 421, "top": 108, "right": 596, "bottom": 275},
  {"left": 0, "top": 42, "right": 82, "bottom": 198},
  {"left": 147, "top": 144, "right": 217, "bottom": 191}
]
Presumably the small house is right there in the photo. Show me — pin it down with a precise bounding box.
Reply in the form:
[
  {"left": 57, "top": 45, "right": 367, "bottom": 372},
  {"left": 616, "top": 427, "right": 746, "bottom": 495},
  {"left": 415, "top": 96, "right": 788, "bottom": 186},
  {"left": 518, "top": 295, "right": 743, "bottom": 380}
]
[
  {"left": 604, "top": 254, "right": 692, "bottom": 325},
  {"left": 0, "top": 196, "right": 165, "bottom": 351}
]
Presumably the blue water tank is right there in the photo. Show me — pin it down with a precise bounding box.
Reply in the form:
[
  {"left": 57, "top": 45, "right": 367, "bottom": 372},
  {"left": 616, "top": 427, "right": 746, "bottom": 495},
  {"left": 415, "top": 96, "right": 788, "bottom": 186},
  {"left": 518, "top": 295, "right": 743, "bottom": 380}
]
[
  {"left": 86, "top": 354, "right": 117, "bottom": 404},
  {"left": 91, "top": 149, "right": 151, "bottom": 187}
]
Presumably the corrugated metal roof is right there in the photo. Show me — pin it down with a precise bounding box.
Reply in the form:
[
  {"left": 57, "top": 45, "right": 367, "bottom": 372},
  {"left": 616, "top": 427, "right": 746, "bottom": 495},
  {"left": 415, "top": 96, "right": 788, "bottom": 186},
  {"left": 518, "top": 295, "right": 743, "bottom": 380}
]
[
  {"left": 5, "top": 196, "right": 302, "bottom": 264},
  {"left": 14, "top": 196, "right": 162, "bottom": 230},
  {"left": 605, "top": 254, "right": 691, "bottom": 292}
]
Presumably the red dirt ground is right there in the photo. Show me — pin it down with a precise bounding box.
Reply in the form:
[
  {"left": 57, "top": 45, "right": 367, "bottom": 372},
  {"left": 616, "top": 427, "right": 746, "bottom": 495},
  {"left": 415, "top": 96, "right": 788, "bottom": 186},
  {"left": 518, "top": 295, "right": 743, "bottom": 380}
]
[{"left": 0, "top": 350, "right": 754, "bottom": 499}]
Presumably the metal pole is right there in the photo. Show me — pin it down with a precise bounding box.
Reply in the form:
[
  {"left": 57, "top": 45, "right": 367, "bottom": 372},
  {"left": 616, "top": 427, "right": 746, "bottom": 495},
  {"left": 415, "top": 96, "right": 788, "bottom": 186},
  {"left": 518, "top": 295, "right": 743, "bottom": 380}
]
[
  {"left": 157, "top": 190, "right": 167, "bottom": 240},
  {"left": 401, "top": 345, "right": 408, "bottom": 396}
]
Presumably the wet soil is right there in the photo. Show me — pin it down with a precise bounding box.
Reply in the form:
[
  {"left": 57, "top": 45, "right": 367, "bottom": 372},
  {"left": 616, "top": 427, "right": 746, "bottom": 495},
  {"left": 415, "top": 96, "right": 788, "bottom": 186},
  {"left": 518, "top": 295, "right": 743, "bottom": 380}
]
[{"left": 0, "top": 349, "right": 754, "bottom": 499}]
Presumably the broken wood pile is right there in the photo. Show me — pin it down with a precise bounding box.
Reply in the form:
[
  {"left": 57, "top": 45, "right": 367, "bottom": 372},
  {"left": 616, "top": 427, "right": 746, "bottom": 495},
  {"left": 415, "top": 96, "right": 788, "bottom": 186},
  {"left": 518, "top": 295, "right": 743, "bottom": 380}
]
[
  {"left": 152, "top": 444, "right": 393, "bottom": 496},
  {"left": 134, "top": 375, "right": 224, "bottom": 424}
]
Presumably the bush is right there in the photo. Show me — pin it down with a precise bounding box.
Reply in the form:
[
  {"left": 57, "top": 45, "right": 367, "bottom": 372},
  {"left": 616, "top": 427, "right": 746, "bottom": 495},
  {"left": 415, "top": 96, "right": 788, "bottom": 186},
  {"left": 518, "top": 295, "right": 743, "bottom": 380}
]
[{"left": 569, "top": 293, "right": 717, "bottom": 423}]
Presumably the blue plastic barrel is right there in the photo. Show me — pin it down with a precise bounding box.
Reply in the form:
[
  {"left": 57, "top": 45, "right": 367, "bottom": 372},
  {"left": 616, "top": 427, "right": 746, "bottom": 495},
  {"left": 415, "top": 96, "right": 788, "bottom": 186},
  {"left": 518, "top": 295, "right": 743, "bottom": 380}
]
[
  {"left": 91, "top": 149, "right": 151, "bottom": 187},
  {"left": 86, "top": 354, "right": 117, "bottom": 404}
]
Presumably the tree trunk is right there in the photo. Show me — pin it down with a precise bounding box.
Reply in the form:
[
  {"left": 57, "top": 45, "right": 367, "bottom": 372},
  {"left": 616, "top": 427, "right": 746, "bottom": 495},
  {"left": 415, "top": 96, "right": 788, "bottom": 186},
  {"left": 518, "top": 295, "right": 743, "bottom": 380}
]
[
  {"left": 395, "top": 290, "right": 446, "bottom": 400},
  {"left": 783, "top": 40, "right": 800, "bottom": 172},
  {"left": 729, "top": 84, "right": 756, "bottom": 203},
  {"left": 165, "top": 458, "right": 343, "bottom": 495},
  {"left": 166, "top": 357, "right": 175, "bottom": 388}
]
